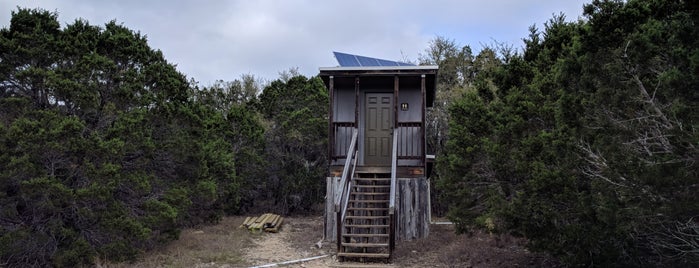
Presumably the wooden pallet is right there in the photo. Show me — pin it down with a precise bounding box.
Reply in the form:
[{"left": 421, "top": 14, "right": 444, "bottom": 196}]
[{"left": 239, "top": 213, "right": 284, "bottom": 233}]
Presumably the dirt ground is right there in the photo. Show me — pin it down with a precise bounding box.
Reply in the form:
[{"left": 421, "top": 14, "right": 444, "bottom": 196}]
[
  {"left": 113, "top": 216, "right": 559, "bottom": 268},
  {"left": 255, "top": 216, "right": 559, "bottom": 268}
]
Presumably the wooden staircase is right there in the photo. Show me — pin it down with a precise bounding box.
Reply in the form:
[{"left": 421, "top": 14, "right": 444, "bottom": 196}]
[
  {"left": 334, "top": 128, "right": 397, "bottom": 263},
  {"left": 337, "top": 172, "right": 392, "bottom": 261}
]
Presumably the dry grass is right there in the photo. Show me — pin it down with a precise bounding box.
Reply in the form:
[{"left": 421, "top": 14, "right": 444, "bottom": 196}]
[
  {"left": 102, "top": 215, "right": 559, "bottom": 268},
  {"left": 393, "top": 224, "right": 559, "bottom": 268},
  {"left": 102, "top": 217, "right": 252, "bottom": 268}
]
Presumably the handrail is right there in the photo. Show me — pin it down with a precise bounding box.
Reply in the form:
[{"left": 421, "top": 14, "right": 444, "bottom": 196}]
[
  {"left": 389, "top": 128, "right": 398, "bottom": 215},
  {"left": 334, "top": 128, "right": 358, "bottom": 211},
  {"left": 335, "top": 128, "right": 357, "bottom": 249},
  {"left": 340, "top": 151, "right": 358, "bottom": 222}
]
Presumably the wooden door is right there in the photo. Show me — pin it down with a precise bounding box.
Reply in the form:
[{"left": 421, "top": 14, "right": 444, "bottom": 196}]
[{"left": 365, "top": 93, "right": 393, "bottom": 166}]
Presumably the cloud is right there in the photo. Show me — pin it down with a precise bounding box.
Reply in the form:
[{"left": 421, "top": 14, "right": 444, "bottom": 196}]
[{"left": 0, "top": 0, "right": 589, "bottom": 84}]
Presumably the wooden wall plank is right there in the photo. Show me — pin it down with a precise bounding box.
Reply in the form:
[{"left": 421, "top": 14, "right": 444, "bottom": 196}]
[
  {"left": 395, "top": 177, "right": 429, "bottom": 241},
  {"left": 325, "top": 177, "right": 339, "bottom": 241}
]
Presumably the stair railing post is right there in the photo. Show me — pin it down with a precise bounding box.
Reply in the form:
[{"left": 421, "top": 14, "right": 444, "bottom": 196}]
[
  {"left": 336, "top": 210, "right": 342, "bottom": 251},
  {"left": 388, "top": 129, "right": 399, "bottom": 258}
]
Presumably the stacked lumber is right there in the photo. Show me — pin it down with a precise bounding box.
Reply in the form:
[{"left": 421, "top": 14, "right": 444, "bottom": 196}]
[{"left": 240, "top": 213, "right": 284, "bottom": 233}]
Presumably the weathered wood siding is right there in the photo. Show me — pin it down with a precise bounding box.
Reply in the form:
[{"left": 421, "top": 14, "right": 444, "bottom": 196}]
[
  {"left": 395, "top": 178, "right": 430, "bottom": 240},
  {"left": 396, "top": 83, "right": 421, "bottom": 122},
  {"left": 324, "top": 177, "right": 340, "bottom": 241},
  {"left": 324, "top": 177, "right": 429, "bottom": 242},
  {"left": 333, "top": 88, "right": 356, "bottom": 123}
]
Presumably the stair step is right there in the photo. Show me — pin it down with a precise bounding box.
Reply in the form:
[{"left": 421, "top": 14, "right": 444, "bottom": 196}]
[
  {"left": 354, "top": 183, "right": 390, "bottom": 186},
  {"left": 350, "top": 200, "right": 388, "bottom": 203},
  {"left": 345, "top": 224, "right": 389, "bottom": 228},
  {"left": 354, "top": 185, "right": 390, "bottom": 189},
  {"left": 351, "top": 192, "right": 389, "bottom": 196},
  {"left": 337, "top": 252, "right": 390, "bottom": 259},
  {"left": 354, "top": 178, "right": 390, "bottom": 181},
  {"left": 342, "top": 242, "right": 389, "bottom": 248},
  {"left": 355, "top": 169, "right": 390, "bottom": 174},
  {"left": 346, "top": 215, "right": 389, "bottom": 220},
  {"left": 347, "top": 207, "right": 388, "bottom": 211},
  {"left": 342, "top": 233, "right": 389, "bottom": 238},
  {"left": 329, "top": 264, "right": 393, "bottom": 268}
]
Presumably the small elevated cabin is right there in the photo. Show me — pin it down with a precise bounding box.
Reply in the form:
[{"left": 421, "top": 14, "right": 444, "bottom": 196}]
[{"left": 319, "top": 52, "right": 437, "bottom": 261}]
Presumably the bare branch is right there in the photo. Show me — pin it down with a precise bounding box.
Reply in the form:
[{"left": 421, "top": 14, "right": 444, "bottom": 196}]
[
  {"left": 577, "top": 141, "right": 630, "bottom": 188},
  {"left": 647, "top": 217, "right": 699, "bottom": 260}
]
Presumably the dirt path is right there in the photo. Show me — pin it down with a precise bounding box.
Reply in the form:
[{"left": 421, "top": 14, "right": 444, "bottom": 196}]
[{"left": 243, "top": 216, "right": 338, "bottom": 268}]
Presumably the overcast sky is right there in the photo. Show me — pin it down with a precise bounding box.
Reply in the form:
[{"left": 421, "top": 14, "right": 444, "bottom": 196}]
[{"left": 1, "top": 0, "right": 589, "bottom": 85}]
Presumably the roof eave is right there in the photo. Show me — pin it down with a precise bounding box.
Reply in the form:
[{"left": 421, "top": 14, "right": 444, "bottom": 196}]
[{"left": 319, "top": 65, "right": 438, "bottom": 73}]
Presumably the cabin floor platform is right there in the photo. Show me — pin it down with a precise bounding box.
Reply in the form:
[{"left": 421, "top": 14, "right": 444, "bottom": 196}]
[{"left": 329, "top": 166, "right": 425, "bottom": 178}]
